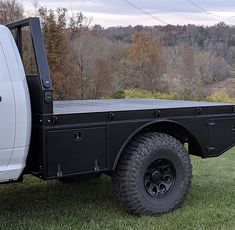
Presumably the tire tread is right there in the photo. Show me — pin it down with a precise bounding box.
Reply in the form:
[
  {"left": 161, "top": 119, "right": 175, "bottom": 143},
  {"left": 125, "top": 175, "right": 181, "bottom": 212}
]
[{"left": 112, "top": 132, "right": 192, "bottom": 216}]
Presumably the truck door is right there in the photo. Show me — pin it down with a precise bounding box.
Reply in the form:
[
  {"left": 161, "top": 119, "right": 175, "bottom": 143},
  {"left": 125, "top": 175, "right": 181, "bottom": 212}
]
[{"left": 0, "top": 44, "right": 16, "bottom": 173}]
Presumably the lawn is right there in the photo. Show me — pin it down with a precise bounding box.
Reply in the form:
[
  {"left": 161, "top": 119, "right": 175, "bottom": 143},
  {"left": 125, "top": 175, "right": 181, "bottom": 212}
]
[{"left": 0, "top": 149, "right": 234, "bottom": 230}]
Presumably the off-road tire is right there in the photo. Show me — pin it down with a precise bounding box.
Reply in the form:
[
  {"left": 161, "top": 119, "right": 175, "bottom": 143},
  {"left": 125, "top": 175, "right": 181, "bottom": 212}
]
[{"left": 112, "top": 132, "right": 192, "bottom": 216}]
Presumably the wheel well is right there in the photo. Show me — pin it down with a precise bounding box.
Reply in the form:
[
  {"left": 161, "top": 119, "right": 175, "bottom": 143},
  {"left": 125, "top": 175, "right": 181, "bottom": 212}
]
[
  {"left": 113, "top": 121, "right": 203, "bottom": 170},
  {"left": 144, "top": 121, "right": 202, "bottom": 155}
]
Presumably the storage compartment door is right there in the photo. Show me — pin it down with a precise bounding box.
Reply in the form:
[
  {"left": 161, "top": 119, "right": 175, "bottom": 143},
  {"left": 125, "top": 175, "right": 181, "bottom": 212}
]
[
  {"left": 46, "top": 127, "right": 106, "bottom": 177},
  {"left": 207, "top": 118, "right": 235, "bottom": 156}
]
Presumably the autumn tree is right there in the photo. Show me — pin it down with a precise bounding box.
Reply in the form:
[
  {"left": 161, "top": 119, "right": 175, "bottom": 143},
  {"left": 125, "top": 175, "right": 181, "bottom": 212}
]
[
  {"left": 128, "top": 32, "right": 165, "bottom": 91},
  {"left": 39, "top": 7, "right": 68, "bottom": 73},
  {"left": 69, "top": 12, "right": 90, "bottom": 39},
  {"left": 92, "top": 57, "right": 113, "bottom": 98},
  {"left": 180, "top": 43, "right": 195, "bottom": 79},
  {"left": 71, "top": 31, "right": 114, "bottom": 99},
  {"left": 178, "top": 43, "right": 202, "bottom": 99},
  {"left": 38, "top": 7, "right": 80, "bottom": 99},
  {"left": 0, "top": 0, "right": 24, "bottom": 24},
  {"left": 195, "top": 51, "right": 228, "bottom": 83}
]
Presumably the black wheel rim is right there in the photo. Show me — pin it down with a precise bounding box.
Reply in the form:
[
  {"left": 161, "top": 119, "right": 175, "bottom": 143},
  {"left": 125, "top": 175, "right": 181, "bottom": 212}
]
[{"left": 144, "top": 159, "right": 176, "bottom": 198}]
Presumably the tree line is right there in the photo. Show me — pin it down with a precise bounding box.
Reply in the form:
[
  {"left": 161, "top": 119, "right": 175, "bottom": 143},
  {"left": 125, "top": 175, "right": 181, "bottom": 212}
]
[{"left": 1, "top": 0, "right": 235, "bottom": 100}]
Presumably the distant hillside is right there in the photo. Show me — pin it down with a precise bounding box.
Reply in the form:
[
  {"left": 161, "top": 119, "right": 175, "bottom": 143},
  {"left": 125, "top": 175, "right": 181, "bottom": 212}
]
[
  {"left": 100, "top": 23, "right": 235, "bottom": 99},
  {"left": 101, "top": 23, "right": 235, "bottom": 65}
]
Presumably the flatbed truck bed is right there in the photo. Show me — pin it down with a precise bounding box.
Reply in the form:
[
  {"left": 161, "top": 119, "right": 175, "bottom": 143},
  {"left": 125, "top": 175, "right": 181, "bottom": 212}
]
[
  {"left": 0, "top": 17, "right": 234, "bottom": 216},
  {"left": 53, "top": 99, "right": 231, "bottom": 114}
]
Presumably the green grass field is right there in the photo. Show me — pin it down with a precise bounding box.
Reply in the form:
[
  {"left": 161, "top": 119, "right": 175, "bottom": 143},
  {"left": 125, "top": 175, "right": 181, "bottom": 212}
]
[{"left": 0, "top": 149, "right": 234, "bottom": 230}]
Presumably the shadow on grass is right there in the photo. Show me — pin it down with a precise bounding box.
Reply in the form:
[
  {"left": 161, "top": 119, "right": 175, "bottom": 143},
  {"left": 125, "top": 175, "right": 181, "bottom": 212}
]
[{"left": 0, "top": 176, "right": 125, "bottom": 224}]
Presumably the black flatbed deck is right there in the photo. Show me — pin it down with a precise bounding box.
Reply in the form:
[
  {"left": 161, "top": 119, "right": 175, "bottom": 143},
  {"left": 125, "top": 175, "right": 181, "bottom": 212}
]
[{"left": 53, "top": 99, "right": 231, "bottom": 115}]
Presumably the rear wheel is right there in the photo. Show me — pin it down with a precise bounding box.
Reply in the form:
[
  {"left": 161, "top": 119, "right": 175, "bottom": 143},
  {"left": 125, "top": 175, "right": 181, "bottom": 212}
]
[{"left": 112, "top": 132, "right": 192, "bottom": 216}]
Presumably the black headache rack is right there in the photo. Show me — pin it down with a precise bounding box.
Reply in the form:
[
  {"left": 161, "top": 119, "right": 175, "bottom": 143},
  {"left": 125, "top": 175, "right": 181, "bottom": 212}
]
[{"left": 6, "top": 17, "right": 53, "bottom": 114}]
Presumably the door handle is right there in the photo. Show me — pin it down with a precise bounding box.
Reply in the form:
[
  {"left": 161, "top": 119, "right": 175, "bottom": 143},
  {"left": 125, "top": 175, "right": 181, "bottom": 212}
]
[{"left": 0, "top": 96, "right": 1, "bottom": 102}]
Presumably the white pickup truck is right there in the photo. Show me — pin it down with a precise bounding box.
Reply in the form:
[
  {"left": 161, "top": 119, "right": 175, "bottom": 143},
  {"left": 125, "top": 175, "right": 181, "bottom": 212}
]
[
  {"left": 0, "top": 23, "right": 31, "bottom": 182},
  {"left": 0, "top": 17, "right": 234, "bottom": 216}
]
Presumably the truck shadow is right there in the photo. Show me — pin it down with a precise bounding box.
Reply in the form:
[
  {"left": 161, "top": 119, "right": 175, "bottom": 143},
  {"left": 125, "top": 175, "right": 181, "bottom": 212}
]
[{"left": 0, "top": 176, "right": 125, "bottom": 222}]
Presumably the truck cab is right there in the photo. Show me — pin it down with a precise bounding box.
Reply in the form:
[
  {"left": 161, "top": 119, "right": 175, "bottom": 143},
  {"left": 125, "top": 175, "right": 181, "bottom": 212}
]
[{"left": 0, "top": 25, "right": 31, "bottom": 182}]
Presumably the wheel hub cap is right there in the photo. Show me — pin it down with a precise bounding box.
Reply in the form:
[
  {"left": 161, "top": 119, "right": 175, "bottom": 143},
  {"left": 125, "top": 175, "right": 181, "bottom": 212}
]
[
  {"left": 144, "top": 159, "right": 175, "bottom": 198},
  {"left": 151, "top": 171, "right": 163, "bottom": 184}
]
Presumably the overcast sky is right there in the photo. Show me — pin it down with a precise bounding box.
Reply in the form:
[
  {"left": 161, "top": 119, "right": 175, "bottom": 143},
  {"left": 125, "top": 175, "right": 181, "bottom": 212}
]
[{"left": 22, "top": 0, "right": 235, "bottom": 27}]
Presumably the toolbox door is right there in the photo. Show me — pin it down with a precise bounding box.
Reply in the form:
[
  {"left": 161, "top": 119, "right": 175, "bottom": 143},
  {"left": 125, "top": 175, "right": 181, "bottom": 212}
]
[
  {"left": 207, "top": 117, "right": 235, "bottom": 157},
  {"left": 46, "top": 127, "right": 106, "bottom": 177}
]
